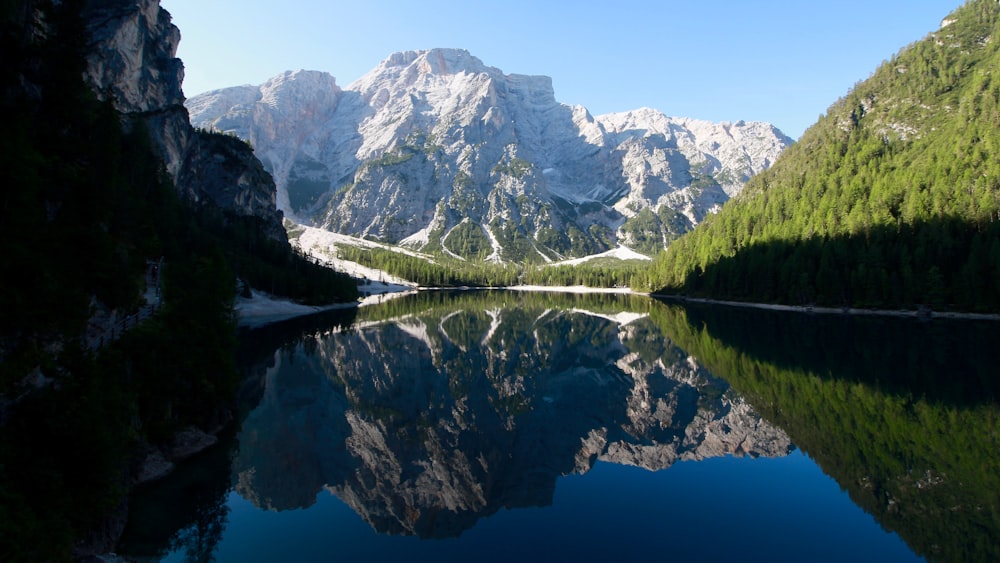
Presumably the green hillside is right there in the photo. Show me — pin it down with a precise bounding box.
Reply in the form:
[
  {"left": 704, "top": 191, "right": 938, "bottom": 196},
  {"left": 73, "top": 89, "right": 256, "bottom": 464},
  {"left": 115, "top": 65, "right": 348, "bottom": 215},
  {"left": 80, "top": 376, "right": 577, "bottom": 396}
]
[{"left": 650, "top": 0, "right": 1000, "bottom": 312}]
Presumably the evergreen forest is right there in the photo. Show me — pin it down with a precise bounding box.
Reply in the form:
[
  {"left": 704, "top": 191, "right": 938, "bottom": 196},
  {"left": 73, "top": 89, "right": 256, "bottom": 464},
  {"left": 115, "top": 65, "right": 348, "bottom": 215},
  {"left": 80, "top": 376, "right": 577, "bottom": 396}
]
[
  {"left": 647, "top": 0, "right": 1000, "bottom": 312},
  {"left": 335, "top": 243, "right": 648, "bottom": 289}
]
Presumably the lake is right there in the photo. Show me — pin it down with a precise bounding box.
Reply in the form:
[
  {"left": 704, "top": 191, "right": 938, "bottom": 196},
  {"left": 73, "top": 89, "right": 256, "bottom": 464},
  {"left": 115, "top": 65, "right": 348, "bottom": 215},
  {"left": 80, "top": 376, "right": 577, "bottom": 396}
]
[{"left": 118, "top": 291, "right": 1000, "bottom": 562}]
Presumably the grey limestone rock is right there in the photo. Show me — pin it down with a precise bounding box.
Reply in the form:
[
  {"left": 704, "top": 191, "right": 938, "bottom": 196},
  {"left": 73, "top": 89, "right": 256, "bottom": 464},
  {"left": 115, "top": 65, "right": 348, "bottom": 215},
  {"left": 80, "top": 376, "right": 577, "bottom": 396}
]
[{"left": 188, "top": 48, "right": 793, "bottom": 259}]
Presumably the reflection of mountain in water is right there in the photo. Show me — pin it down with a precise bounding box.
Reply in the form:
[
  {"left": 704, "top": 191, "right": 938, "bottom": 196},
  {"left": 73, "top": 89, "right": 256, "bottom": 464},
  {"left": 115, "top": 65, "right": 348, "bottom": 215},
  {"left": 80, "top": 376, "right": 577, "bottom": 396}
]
[{"left": 233, "top": 292, "right": 792, "bottom": 538}]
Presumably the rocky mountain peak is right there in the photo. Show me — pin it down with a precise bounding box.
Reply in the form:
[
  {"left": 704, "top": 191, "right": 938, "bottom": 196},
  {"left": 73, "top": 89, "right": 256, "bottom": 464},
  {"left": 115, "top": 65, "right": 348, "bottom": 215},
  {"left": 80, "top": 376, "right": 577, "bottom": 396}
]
[
  {"left": 260, "top": 69, "right": 342, "bottom": 108},
  {"left": 353, "top": 48, "right": 493, "bottom": 96},
  {"left": 188, "top": 48, "right": 792, "bottom": 260},
  {"left": 376, "top": 48, "right": 487, "bottom": 76}
]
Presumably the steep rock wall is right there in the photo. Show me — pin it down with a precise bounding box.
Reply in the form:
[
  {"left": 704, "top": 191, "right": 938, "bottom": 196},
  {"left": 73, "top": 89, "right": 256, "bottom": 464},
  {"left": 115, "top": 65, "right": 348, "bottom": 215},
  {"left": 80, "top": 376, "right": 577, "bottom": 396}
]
[{"left": 81, "top": 0, "right": 285, "bottom": 239}]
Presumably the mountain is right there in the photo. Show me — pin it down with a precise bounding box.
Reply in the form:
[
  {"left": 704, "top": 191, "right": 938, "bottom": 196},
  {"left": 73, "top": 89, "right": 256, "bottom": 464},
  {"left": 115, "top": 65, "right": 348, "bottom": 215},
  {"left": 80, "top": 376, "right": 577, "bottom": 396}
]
[
  {"left": 650, "top": 0, "right": 1000, "bottom": 312},
  {"left": 187, "top": 49, "right": 791, "bottom": 261}
]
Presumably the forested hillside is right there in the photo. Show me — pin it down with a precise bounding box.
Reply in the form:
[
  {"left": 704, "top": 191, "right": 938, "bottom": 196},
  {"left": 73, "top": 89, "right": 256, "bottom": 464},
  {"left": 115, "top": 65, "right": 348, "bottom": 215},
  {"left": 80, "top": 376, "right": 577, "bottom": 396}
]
[{"left": 650, "top": 0, "right": 1000, "bottom": 312}]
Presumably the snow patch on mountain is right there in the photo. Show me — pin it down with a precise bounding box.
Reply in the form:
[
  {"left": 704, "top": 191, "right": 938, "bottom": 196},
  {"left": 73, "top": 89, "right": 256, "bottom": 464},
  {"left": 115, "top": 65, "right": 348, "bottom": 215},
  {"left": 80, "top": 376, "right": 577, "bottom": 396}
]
[
  {"left": 554, "top": 247, "right": 652, "bottom": 266},
  {"left": 483, "top": 225, "right": 504, "bottom": 264}
]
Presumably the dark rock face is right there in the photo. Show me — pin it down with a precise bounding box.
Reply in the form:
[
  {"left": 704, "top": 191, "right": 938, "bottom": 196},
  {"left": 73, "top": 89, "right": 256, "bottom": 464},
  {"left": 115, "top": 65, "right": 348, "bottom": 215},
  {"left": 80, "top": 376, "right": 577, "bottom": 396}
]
[
  {"left": 81, "top": 0, "right": 285, "bottom": 239},
  {"left": 179, "top": 131, "right": 287, "bottom": 241},
  {"left": 82, "top": 0, "right": 190, "bottom": 177}
]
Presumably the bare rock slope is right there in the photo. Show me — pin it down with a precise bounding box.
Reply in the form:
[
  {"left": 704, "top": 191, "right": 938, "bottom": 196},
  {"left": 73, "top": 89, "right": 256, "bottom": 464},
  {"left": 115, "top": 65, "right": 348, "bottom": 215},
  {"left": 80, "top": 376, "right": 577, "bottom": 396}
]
[{"left": 189, "top": 48, "right": 792, "bottom": 261}]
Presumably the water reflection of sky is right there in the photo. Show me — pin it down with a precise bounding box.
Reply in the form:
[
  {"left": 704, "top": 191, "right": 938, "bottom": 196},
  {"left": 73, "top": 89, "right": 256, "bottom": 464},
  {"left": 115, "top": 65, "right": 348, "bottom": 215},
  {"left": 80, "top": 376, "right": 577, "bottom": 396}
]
[{"left": 167, "top": 452, "right": 917, "bottom": 563}]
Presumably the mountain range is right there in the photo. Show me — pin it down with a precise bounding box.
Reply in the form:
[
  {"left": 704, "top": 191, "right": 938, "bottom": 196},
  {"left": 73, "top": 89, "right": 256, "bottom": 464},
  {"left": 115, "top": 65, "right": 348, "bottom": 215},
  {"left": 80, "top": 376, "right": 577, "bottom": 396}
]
[{"left": 187, "top": 49, "right": 791, "bottom": 261}]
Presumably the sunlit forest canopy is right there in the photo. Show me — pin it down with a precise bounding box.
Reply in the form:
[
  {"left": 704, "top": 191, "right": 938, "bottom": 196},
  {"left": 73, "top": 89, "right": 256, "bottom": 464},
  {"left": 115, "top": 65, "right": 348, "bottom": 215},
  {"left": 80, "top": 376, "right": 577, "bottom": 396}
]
[{"left": 650, "top": 0, "right": 1000, "bottom": 312}]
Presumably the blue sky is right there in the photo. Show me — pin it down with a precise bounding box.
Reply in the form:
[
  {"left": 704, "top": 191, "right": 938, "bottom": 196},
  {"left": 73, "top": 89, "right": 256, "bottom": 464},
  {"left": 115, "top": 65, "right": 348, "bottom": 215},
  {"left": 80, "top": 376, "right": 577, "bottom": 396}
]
[{"left": 160, "top": 0, "right": 964, "bottom": 139}]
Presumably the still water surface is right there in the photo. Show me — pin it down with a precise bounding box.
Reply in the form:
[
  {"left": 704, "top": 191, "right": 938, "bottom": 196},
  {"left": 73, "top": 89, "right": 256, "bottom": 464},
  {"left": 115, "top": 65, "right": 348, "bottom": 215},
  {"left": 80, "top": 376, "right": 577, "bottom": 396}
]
[{"left": 120, "top": 291, "right": 1000, "bottom": 562}]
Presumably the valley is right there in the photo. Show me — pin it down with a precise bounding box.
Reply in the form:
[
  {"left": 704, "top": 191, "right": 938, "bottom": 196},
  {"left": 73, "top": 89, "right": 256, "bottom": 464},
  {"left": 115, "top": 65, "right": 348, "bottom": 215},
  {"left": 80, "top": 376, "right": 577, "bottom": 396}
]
[{"left": 3, "top": 0, "right": 999, "bottom": 560}]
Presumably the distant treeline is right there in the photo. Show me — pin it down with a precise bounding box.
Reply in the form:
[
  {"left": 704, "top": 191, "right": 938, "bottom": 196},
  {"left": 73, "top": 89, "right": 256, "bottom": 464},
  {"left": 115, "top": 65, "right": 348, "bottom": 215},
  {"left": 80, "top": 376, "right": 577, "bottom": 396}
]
[{"left": 337, "top": 244, "right": 652, "bottom": 289}]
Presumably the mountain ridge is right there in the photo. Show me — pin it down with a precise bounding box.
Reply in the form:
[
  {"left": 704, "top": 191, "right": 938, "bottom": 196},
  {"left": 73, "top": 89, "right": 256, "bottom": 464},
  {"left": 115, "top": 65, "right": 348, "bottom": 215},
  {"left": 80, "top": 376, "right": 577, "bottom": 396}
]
[{"left": 188, "top": 48, "right": 791, "bottom": 262}]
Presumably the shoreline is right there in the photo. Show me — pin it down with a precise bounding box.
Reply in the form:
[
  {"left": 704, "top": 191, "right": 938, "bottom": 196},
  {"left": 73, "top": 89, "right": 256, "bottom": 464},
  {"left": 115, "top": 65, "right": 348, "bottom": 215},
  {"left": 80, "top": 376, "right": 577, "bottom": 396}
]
[
  {"left": 235, "top": 287, "right": 423, "bottom": 328},
  {"left": 505, "top": 284, "right": 637, "bottom": 294},
  {"left": 656, "top": 294, "right": 1000, "bottom": 321},
  {"left": 238, "top": 285, "right": 1000, "bottom": 328},
  {"left": 234, "top": 285, "right": 642, "bottom": 328},
  {"left": 234, "top": 289, "right": 359, "bottom": 328}
]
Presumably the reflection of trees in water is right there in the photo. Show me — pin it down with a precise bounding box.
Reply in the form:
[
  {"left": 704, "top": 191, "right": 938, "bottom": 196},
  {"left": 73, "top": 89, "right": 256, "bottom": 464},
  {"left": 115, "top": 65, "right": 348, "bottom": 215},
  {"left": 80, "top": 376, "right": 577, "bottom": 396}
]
[
  {"left": 232, "top": 292, "right": 791, "bottom": 539},
  {"left": 118, "top": 428, "right": 236, "bottom": 562},
  {"left": 652, "top": 301, "right": 1000, "bottom": 563},
  {"left": 168, "top": 491, "right": 230, "bottom": 563},
  {"left": 118, "top": 309, "right": 359, "bottom": 561}
]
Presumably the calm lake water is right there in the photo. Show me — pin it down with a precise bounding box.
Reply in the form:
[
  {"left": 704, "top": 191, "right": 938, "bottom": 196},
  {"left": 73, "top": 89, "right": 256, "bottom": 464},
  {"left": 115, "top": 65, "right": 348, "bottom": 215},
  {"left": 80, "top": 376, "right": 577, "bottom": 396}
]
[{"left": 119, "top": 291, "right": 1000, "bottom": 562}]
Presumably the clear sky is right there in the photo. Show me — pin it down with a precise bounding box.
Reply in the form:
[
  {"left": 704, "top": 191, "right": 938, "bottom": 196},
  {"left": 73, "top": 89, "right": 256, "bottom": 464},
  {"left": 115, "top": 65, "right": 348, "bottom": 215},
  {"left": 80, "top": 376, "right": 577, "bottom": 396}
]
[{"left": 160, "top": 0, "right": 964, "bottom": 140}]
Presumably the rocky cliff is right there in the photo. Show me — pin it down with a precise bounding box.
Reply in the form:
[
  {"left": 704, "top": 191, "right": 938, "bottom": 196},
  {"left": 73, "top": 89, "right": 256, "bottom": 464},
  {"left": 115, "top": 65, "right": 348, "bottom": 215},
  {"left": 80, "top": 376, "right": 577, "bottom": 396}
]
[
  {"left": 81, "top": 0, "right": 285, "bottom": 239},
  {"left": 188, "top": 49, "right": 792, "bottom": 260}
]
